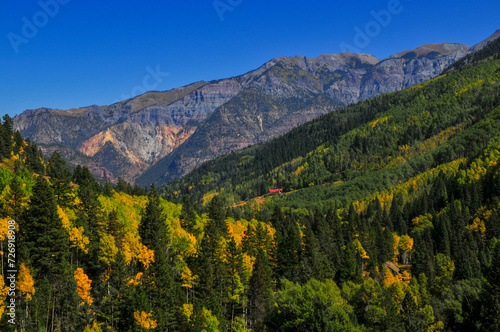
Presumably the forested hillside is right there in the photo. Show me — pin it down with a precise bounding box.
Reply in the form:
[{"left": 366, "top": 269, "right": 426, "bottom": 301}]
[
  {"left": 161, "top": 37, "right": 500, "bottom": 210},
  {"left": 1, "top": 36, "right": 500, "bottom": 332}
]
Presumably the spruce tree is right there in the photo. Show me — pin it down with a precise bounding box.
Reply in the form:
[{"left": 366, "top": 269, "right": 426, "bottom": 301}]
[
  {"left": 12, "top": 130, "right": 24, "bottom": 155},
  {"left": 337, "top": 241, "right": 360, "bottom": 284},
  {"left": 139, "top": 184, "right": 181, "bottom": 330},
  {"left": 20, "top": 177, "right": 69, "bottom": 280},
  {"left": 24, "top": 141, "right": 45, "bottom": 175},
  {"left": 4, "top": 175, "right": 27, "bottom": 221},
  {"left": 0, "top": 119, "right": 6, "bottom": 159},
  {"left": 226, "top": 237, "right": 246, "bottom": 326},
  {"left": 275, "top": 214, "right": 302, "bottom": 283},
  {"left": 196, "top": 196, "right": 231, "bottom": 326},
  {"left": 180, "top": 198, "right": 196, "bottom": 232},
  {"left": 248, "top": 249, "right": 272, "bottom": 330},
  {"left": 103, "top": 181, "right": 113, "bottom": 197},
  {"left": 138, "top": 184, "right": 166, "bottom": 249},
  {"left": 208, "top": 195, "right": 226, "bottom": 235},
  {"left": 47, "top": 152, "right": 73, "bottom": 207},
  {"left": 483, "top": 242, "right": 500, "bottom": 329},
  {"left": 74, "top": 166, "right": 104, "bottom": 280},
  {"left": 1, "top": 114, "right": 13, "bottom": 157}
]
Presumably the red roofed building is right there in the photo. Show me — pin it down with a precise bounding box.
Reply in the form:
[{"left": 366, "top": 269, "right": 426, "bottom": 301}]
[{"left": 269, "top": 189, "right": 283, "bottom": 194}]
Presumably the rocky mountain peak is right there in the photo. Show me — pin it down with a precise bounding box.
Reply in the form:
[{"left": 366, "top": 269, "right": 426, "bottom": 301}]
[
  {"left": 390, "top": 43, "right": 470, "bottom": 59},
  {"left": 327, "top": 52, "right": 381, "bottom": 65},
  {"left": 471, "top": 29, "right": 500, "bottom": 52},
  {"left": 270, "top": 52, "right": 380, "bottom": 71}
]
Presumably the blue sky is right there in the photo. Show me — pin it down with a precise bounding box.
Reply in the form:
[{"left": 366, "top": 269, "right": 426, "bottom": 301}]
[{"left": 1, "top": 0, "right": 499, "bottom": 117}]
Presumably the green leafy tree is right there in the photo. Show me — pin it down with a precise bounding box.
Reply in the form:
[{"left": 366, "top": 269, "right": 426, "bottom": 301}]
[{"left": 265, "top": 279, "right": 362, "bottom": 331}]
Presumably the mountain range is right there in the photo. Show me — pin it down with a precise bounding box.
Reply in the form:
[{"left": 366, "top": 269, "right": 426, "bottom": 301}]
[{"left": 13, "top": 30, "right": 500, "bottom": 186}]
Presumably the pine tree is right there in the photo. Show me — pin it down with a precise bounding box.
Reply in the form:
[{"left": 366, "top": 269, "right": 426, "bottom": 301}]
[
  {"left": 19, "top": 177, "right": 69, "bottom": 280},
  {"left": 208, "top": 196, "right": 226, "bottom": 236},
  {"left": 12, "top": 130, "right": 24, "bottom": 155},
  {"left": 482, "top": 242, "right": 500, "bottom": 329},
  {"left": 1, "top": 114, "right": 13, "bottom": 157},
  {"left": 103, "top": 181, "right": 113, "bottom": 197},
  {"left": 24, "top": 141, "right": 45, "bottom": 175},
  {"left": 337, "top": 241, "right": 360, "bottom": 284},
  {"left": 195, "top": 196, "right": 231, "bottom": 327},
  {"left": 4, "top": 175, "right": 28, "bottom": 220},
  {"left": 138, "top": 185, "right": 166, "bottom": 249},
  {"left": 0, "top": 120, "right": 6, "bottom": 159},
  {"left": 390, "top": 194, "right": 407, "bottom": 234},
  {"left": 226, "top": 237, "right": 246, "bottom": 326},
  {"left": 401, "top": 290, "right": 424, "bottom": 331},
  {"left": 47, "top": 152, "right": 73, "bottom": 207},
  {"left": 248, "top": 249, "right": 272, "bottom": 330},
  {"left": 101, "top": 251, "right": 128, "bottom": 331},
  {"left": 270, "top": 205, "right": 285, "bottom": 235},
  {"left": 131, "top": 184, "right": 147, "bottom": 196},
  {"left": 74, "top": 166, "right": 104, "bottom": 280},
  {"left": 434, "top": 213, "right": 451, "bottom": 256},
  {"left": 139, "top": 184, "right": 181, "bottom": 330},
  {"left": 47, "top": 152, "right": 71, "bottom": 180},
  {"left": 275, "top": 214, "right": 302, "bottom": 283},
  {"left": 311, "top": 210, "right": 338, "bottom": 280},
  {"left": 107, "top": 209, "right": 121, "bottom": 240},
  {"left": 115, "top": 177, "right": 129, "bottom": 194},
  {"left": 180, "top": 198, "right": 196, "bottom": 232}
]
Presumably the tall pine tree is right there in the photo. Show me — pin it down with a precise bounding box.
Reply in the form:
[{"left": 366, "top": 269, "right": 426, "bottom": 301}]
[{"left": 139, "top": 184, "right": 181, "bottom": 330}]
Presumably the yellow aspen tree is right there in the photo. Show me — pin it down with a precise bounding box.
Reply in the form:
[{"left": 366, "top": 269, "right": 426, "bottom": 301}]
[
  {"left": 57, "top": 206, "right": 71, "bottom": 230},
  {"left": 0, "top": 218, "right": 10, "bottom": 242},
  {"left": 74, "top": 268, "right": 93, "bottom": 305},
  {"left": 393, "top": 234, "right": 401, "bottom": 262},
  {"left": 83, "top": 321, "right": 103, "bottom": 332},
  {"left": 137, "top": 244, "right": 155, "bottom": 269},
  {"left": 69, "top": 226, "right": 90, "bottom": 254},
  {"left": 134, "top": 311, "right": 158, "bottom": 330},
  {"left": 16, "top": 263, "right": 35, "bottom": 301},
  {"left": 181, "top": 265, "right": 197, "bottom": 289},
  {"left": 398, "top": 235, "right": 414, "bottom": 265},
  {"left": 127, "top": 272, "right": 143, "bottom": 287},
  {"left": 0, "top": 275, "right": 9, "bottom": 317},
  {"left": 99, "top": 233, "right": 119, "bottom": 266},
  {"left": 353, "top": 239, "right": 370, "bottom": 259},
  {"left": 181, "top": 303, "right": 194, "bottom": 322},
  {"left": 121, "top": 241, "right": 134, "bottom": 265},
  {"left": 383, "top": 266, "right": 399, "bottom": 287}
]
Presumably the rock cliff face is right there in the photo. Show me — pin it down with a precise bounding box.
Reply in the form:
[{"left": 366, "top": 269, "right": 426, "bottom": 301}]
[
  {"left": 14, "top": 35, "right": 494, "bottom": 185},
  {"left": 14, "top": 80, "right": 241, "bottom": 182}
]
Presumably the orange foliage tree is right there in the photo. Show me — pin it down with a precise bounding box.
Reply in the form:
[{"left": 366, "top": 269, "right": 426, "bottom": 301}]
[
  {"left": 134, "top": 311, "right": 158, "bottom": 330},
  {"left": 17, "top": 263, "right": 35, "bottom": 301},
  {"left": 74, "top": 267, "right": 93, "bottom": 306}
]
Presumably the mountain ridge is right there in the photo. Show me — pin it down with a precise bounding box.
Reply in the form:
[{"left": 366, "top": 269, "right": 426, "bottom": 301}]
[{"left": 13, "top": 30, "right": 499, "bottom": 185}]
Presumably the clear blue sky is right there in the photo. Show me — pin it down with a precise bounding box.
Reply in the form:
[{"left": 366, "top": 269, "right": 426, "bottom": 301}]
[{"left": 1, "top": 0, "right": 499, "bottom": 117}]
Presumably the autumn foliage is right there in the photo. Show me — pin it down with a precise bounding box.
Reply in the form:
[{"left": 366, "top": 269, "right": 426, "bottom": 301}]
[{"left": 74, "top": 267, "right": 93, "bottom": 306}]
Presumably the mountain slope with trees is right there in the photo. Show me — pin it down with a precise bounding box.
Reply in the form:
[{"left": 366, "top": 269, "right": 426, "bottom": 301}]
[
  {"left": 1, "top": 31, "right": 500, "bottom": 332},
  {"left": 161, "top": 35, "right": 500, "bottom": 211}
]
